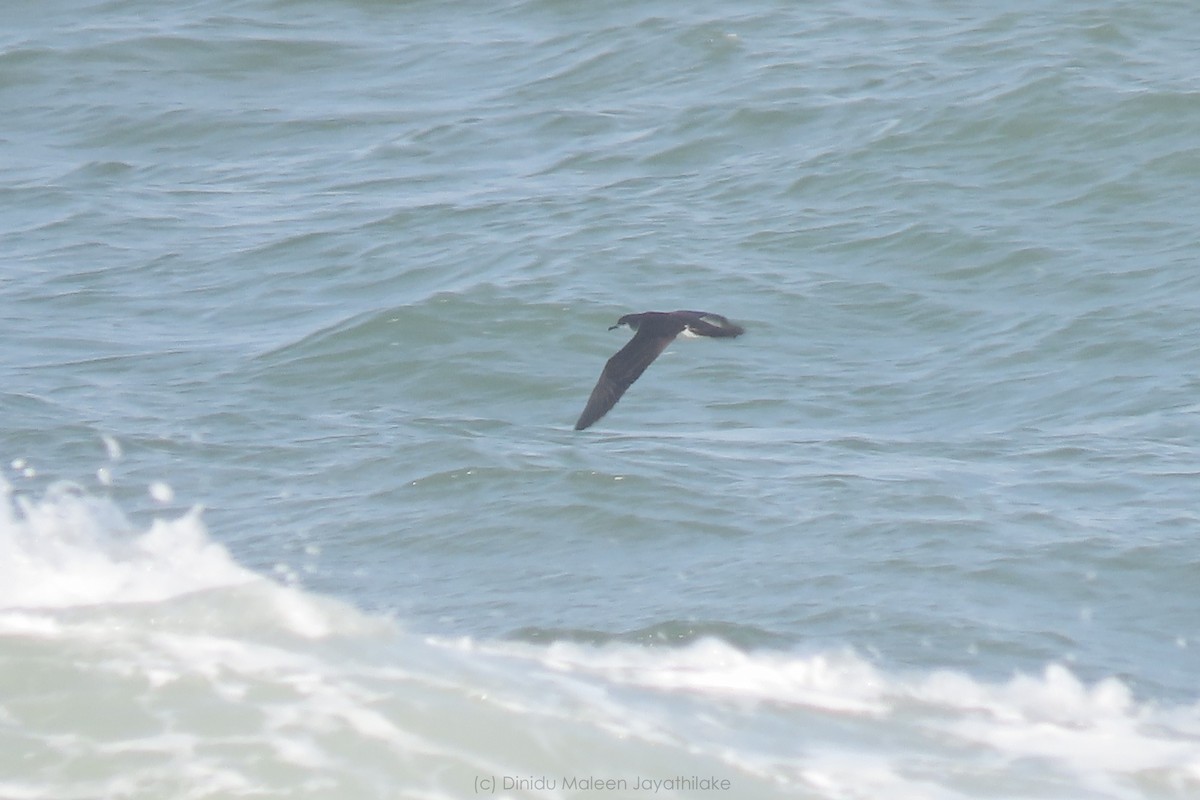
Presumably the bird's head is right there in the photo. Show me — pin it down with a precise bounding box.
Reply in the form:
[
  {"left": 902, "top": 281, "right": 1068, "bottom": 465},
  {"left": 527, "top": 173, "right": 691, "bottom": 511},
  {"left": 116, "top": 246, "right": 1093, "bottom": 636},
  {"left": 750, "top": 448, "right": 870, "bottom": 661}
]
[{"left": 609, "top": 313, "right": 641, "bottom": 331}]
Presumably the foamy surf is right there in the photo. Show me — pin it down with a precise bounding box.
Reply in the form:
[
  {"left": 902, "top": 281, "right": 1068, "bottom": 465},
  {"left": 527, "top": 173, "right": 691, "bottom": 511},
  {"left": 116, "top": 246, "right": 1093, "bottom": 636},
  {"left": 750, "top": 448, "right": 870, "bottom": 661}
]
[
  {"left": 479, "top": 638, "right": 1200, "bottom": 798},
  {"left": 1, "top": 480, "right": 251, "bottom": 611},
  {"left": 1, "top": 477, "right": 1197, "bottom": 799}
]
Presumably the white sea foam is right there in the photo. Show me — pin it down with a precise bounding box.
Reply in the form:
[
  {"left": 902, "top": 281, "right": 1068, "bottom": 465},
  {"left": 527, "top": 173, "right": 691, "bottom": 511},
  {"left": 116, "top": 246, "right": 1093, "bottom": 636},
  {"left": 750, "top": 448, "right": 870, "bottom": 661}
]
[
  {"left": 538, "top": 636, "right": 890, "bottom": 714},
  {"left": 101, "top": 434, "right": 123, "bottom": 461},
  {"left": 147, "top": 481, "right": 175, "bottom": 504},
  {"left": 0, "top": 480, "right": 252, "bottom": 610},
  {"left": 0, "top": 478, "right": 371, "bottom": 643},
  {"left": 467, "top": 637, "right": 1200, "bottom": 798}
]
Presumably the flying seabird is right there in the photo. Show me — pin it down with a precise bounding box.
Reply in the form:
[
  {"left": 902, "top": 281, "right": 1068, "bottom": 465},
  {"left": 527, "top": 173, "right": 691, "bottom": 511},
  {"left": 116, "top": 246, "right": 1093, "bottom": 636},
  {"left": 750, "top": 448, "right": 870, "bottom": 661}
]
[{"left": 574, "top": 310, "right": 745, "bottom": 431}]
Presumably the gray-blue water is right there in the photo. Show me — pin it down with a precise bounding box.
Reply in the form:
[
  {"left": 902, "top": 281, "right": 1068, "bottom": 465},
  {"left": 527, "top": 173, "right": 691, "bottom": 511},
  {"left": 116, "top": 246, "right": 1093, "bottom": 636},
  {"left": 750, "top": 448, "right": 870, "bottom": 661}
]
[{"left": 3, "top": 1, "right": 1199, "bottom": 797}]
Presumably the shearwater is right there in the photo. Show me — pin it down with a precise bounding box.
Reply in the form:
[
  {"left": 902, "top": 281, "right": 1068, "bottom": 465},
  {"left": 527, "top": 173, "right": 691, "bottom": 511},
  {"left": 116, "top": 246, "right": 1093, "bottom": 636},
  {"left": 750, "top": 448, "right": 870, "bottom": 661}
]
[{"left": 574, "top": 310, "right": 745, "bottom": 431}]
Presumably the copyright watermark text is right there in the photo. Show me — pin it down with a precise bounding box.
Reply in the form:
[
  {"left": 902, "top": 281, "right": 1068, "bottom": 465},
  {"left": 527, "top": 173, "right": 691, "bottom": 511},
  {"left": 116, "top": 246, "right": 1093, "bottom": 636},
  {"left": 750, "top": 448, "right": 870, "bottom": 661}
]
[{"left": 474, "top": 774, "right": 732, "bottom": 794}]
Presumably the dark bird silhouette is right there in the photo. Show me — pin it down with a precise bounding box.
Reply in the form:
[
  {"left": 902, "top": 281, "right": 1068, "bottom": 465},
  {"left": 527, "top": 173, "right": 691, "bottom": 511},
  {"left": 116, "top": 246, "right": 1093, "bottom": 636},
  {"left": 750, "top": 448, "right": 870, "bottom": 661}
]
[{"left": 574, "top": 310, "right": 745, "bottom": 431}]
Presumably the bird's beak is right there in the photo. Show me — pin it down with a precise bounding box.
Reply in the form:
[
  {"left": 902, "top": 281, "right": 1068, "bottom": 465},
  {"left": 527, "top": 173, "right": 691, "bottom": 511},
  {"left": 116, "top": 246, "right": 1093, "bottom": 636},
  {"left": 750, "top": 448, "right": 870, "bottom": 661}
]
[{"left": 608, "top": 324, "right": 620, "bottom": 330}]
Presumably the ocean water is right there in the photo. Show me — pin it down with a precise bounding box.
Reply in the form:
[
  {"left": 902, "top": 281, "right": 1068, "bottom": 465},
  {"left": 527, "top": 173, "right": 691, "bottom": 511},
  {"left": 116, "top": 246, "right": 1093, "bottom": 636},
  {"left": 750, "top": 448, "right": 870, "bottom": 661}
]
[{"left": 3, "top": 0, "right": 1200, "bottom": 797}]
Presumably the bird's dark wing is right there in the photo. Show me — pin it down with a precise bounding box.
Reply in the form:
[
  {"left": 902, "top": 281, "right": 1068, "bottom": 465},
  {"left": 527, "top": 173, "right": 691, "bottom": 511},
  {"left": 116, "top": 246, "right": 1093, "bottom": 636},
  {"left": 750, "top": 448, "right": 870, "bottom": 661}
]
[
  {"left": 574, "top": 327, "right": 678, "bottom": 430},
  {"left": 674, "top": 311, "right": 745, "bottom": 338}
]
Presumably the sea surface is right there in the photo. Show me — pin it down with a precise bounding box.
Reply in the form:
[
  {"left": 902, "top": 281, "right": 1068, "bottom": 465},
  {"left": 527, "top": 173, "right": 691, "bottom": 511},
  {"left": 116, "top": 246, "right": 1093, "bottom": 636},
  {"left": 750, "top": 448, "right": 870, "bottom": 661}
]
[{"left": 3, "top": 1, "right": 1200, "bottom": 797}]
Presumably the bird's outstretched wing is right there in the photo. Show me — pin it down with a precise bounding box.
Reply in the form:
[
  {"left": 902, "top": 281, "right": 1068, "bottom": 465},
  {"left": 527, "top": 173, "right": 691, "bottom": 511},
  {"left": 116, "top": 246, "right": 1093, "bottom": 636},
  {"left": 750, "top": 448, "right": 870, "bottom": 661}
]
[{"left": 574, "top": 327, "right": 678, "bottom": 430}]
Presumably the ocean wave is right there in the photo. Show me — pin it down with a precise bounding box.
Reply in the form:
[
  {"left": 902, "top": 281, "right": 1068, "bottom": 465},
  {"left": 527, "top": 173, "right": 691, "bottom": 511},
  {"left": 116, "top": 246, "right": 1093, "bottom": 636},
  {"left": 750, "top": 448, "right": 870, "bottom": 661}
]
[{"left": 2, "top": 475, "right": 1197, "bottom": 799}]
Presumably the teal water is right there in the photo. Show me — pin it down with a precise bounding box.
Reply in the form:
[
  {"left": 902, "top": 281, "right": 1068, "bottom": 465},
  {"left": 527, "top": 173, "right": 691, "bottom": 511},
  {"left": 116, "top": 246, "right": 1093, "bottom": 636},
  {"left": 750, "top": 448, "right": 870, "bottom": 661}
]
[{"left": 3, "top": 1, "right": 1200, "bottom": 797}]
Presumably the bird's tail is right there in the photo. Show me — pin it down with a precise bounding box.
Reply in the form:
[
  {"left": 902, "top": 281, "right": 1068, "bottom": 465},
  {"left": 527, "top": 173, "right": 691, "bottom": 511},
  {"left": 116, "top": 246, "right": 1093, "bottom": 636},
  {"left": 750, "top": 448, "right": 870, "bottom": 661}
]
[{"left": 681, "top": 312, "right": 744, "bottom": 337}]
